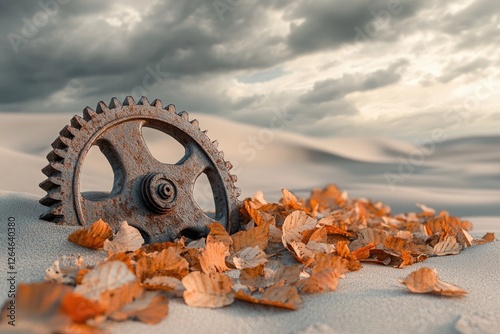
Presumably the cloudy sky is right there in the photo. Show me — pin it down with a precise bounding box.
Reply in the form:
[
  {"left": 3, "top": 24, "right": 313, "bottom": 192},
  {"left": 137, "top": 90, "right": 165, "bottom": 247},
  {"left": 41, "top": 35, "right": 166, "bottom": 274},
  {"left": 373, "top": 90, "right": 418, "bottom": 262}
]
[{"left": 1, "top": 0, "right": 499, "bottom": 140}]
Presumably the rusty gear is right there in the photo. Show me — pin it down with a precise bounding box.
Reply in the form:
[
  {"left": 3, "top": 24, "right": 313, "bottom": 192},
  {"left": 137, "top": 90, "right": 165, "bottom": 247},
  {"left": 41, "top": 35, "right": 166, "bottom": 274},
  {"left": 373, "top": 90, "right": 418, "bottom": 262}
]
[{"left": 39, "top": 96, "right": 241, "bottom": 243}]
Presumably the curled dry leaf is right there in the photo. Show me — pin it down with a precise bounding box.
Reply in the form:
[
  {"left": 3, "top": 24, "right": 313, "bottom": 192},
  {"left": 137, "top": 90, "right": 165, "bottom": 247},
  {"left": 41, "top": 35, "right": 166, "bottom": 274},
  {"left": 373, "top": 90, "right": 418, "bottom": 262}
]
[
  {"left": 235, "top": 280, "right": 303, "bottom": 310},
  {"left": 182, "top": 271, "right": 234, "bottom": 308},
  {"left": 402, "top": 267, "right": 467, "bottom": 296},
  {"left": 60, "top": 292, "right": 104, "bottom": 323},
  {"left": 206, "top": 222, "right": 233, "bottom": 249},
  {"left": 108, "top": 291, "right": 168, "bottom": 324},
  {"left": 309, "top": 184, "right": 347, "bottom": 213},
  {"left": 282, "top": 211, "right": 317, "bottom": 247},
  {"left": 103, "top": 221, "right": 144, "bottom": 253},
  {"left": 434, "top": 236, "right": 462, "bottom": 256},
  {"left": 143, "top": 276, "right": 185, "bottom": 296},
  {"left": 281, "top": 188, "right": 302, "bottom": 210},
  {"left": 231, "top": 220, "right": 269, "bottom": 252},
  {"left": 45, "top": 255, "right": 87, "bottom": 285},
  {"left": 297, "top": 267, "right": 341, "bottom": 294},
  {"left": 199, "top": 241, "right": 230, "bottom": 274},
  {"left": 240, "top": 260, "right": 303, "bottom": 290},
  {"left": 232, "top": 246, "right": 268, "bottom": 269},
  {"left": 68, "top": 218, "right": 113, "bottom": 249},
  {"left": 0, "top": 282, "right": 75, "bottom": 333},
  {"left": 74, "top": 260, "right": 144, "bottom": 315},
  {"left": 416, "top": 203, "right": 436, "bottom": 216},
  {"left": 136, "top": 247, "right": 189, "bottom": 281}
]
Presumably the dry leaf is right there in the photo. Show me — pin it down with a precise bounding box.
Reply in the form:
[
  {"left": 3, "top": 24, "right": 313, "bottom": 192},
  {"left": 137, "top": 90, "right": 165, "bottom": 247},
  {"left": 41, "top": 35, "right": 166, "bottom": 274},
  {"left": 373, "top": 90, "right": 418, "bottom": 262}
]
[
  {"left": 68, "top": 219, "right": 113, "bottom": 249},
  {"left": 297, "top": 267, "right": 341, "bottom": 294},
  {"left": 200, "top": 241, "right": 230, "bottom": 274},
  {"left": 103, "top": 221, "right": 144, "bottom": 253},
  {"left": 235, "top": 280, "right": 303, "bottom": 310},
  {"left": 108, "top": 291, "right": 168, "bottom": 324},
  {"left": 240, "top": 260, "right": 303, "bottom": 289},
  {"left": 136, "top": 247, "right": 189, "bottom": 281},
  {"left": 75, "top": 260, "right": 143, "bottom": 314},
  {"left": 434, "top": 236, "right": 462, "bottom": 256},
  {"left": 45, "top": 255, "right": 87, "bottom": 285},
  {"left": 0, "top": 282, "right": 74, "bottom": 332},
  {"left": 416, "top": 203, "right": 436, "bottom": 216},
  {"left": 231, "top": 221, "right": 269, "bottom": 252},
  {"left": 143, "top": 276, "right": 185, "bottom": 296},
  {"left": 281, "top": 188, "right": 302, "bottom": 210},
  {"left": 232, "top": 246, "right": 268, "bottom": 269},
  {"left": 309, "top": 184, "right": 347, "bottom": 213},
  {"left": 60, "top": 292, "right": 104, "bottom": 323},
  {"left": 182, "top": 271, "right": 234, "bottom": 308},
  {"left": 402, "top": 267, "right": 467, "bottom": 296},
  {"left": 206, "top": 222, "right": 233, "bottom": 249},
  {"left": 282, "top": 210, "right": 317, "bottom": 247}
]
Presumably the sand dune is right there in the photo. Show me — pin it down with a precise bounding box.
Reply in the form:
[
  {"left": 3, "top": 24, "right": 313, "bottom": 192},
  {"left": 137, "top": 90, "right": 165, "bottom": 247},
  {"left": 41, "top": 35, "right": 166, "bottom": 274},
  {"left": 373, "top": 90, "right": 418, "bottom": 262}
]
[
  {"left": 0, "top": 112, "right": 499, "bottom": 216},
  {"left": 0, "top": 112, "right": 499, "bottom": 334}
]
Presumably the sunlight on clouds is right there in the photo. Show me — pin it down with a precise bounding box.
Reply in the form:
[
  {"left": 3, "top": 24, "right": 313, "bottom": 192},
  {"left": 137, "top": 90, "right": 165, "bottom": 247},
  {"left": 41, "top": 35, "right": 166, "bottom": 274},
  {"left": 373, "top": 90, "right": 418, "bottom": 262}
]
[{"left": 104, "top": 6, "right": 142, "bottom": 30}]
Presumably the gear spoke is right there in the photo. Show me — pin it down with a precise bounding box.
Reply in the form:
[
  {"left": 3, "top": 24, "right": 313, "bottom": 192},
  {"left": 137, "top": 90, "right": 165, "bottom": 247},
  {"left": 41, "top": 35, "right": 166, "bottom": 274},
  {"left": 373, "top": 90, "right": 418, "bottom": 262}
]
[{"left": 166, "top": 144, "right": 208, "bottom": 185}]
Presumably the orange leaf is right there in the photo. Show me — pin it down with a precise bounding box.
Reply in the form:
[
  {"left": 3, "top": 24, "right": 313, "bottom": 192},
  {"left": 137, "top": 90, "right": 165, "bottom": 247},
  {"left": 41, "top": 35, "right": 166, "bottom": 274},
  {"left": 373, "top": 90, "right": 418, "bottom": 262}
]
[
  {"left": 182, "top": 271, "right": 234, "bottom": 308},
  {"left": 199, "top": 242, "right": 230, "bottom": 274},
  {"left": 109, "top": 291, "right": 169, "bottom": 324},
  {"left": 136, "top": 247, "right": 189, "bottom": 281},
  {"left": 236, "top": 281, "right": 303, "bottom": 310},
  {"left": 60, "top": 292, "right": 104, "bottom": 323},
  {"left": 68, "top": 218, "right": 113, "bottom": 249},
  {"left": 231, "top": 221, "right": 269, "bottom": 252},
  {"left": 402, "top": 267, "right": 467, "bottom": 296}
]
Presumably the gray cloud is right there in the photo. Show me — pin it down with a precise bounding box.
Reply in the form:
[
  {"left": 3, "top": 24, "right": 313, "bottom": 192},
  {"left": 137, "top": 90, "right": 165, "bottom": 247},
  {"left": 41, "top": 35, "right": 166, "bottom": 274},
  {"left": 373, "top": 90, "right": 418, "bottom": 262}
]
[
  {"left": 300, "top": 59, "right": 407, "bottom": 105},
  {"left": 285, "top": 0, "right": 425, "bottom": 54}
]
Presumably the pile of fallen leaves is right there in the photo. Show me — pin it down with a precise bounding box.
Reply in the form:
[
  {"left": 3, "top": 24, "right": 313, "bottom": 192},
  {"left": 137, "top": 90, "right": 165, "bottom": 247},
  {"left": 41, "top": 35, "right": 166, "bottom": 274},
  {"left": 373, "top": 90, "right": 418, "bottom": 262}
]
[{"left": 1, "top": 184, "right": 495, "bottom": 333}]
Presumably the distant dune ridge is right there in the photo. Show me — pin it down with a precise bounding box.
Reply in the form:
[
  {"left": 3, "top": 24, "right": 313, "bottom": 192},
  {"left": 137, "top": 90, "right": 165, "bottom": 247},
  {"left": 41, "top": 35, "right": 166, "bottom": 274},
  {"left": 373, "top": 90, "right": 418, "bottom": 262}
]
[
  {"left": 0, "top": 112, "right": 499, "bottom": 334},
  {"left": 0, "top": 112, "right": 498, "bottom": 216}
]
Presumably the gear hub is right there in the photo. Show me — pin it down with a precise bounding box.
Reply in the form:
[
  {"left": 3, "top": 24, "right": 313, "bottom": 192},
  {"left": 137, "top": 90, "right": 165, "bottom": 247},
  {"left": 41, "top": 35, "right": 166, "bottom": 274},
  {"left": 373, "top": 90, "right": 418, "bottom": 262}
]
[{"left": 39, "top": 96, "right": 241, "bottom": 243}]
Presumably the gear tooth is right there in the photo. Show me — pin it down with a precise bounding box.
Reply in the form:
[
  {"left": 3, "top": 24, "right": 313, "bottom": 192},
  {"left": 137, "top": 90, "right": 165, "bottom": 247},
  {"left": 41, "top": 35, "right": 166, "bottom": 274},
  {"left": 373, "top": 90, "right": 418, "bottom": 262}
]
[
  {"left": 46, "top": 148, "right": 66, "bottom": 162},
  {"left": 230, "top": 174, "right": 238, "bottom": 183},
  {"left": 202, "top": 130, "right": 208, "bottom": 135},
  {"left": 96, "top": 101, "right": 108, "bottom": 113},
  {"left": 70, "top": 115, "right": 87, "bottom": 130},
  {"left": 40, "top": 210, "right": 55, "bottom": 221},
  {"left": 39, "top": 190, "right": 62, "bottom": 207},
  {"left": 212, "top": 140, "right": 219, "bottom": 148},
  {"left": 83, "top": 106, "right": 98, "bottom": 120},
  {"left": 60, "top": 125, "right": 78, "bottom": 139},
  {"left": 234, "top": 187, "right": 242, "bottom": 197},
  {"left": 179, "top": 111, "right": 189, "bottom": 121},
  {"left": 225, "top": 161, "right": 233, "bottom": 170},
  {"left": 166, "top": 104, "right": 176, "bottom": 113},
  {"left": 219, "top": 150, "right": 225, "bottom": 159},
  {"left": 109, "top": 97, "right": 122, "bottom": 109},
  {"left": 138, "top": 96, "right": 150, "bottom": 106},
  {"left": 190, "top": 119, "right": 200, "bottom": 128},
  {"left": 42, "top": 162, "right": 63, "bottom": 177},
  {"left": 151, "top": 99, "right": 163, "bottom": 108},
  {"left": 122, "top": 96, "right": 135, "bottom": 106},
  {"left": 51, "top": 137, "right": 69, "bottom": 149},
  {"left": 39, "top": 178, "right": 60, "bottom": 191}
]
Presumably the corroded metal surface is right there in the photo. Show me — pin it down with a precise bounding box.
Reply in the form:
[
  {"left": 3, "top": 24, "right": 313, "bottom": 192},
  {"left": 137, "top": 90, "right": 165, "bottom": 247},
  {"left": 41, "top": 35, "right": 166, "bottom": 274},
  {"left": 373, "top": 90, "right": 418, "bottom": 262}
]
[{"left": 39, "top": 96, "right": 241, "bottom": 243}]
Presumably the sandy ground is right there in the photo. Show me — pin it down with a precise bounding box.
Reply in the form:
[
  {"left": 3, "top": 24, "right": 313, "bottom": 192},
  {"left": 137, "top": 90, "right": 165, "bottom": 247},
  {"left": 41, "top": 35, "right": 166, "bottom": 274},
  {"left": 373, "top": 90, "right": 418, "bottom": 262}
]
[{"left": 0, "top": 112, "right": 499, "bottom": 333}]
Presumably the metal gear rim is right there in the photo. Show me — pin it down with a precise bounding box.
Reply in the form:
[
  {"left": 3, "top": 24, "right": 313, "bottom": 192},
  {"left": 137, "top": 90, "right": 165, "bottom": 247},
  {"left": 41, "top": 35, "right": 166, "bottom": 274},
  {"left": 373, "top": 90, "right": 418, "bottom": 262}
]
[{"left": 39, "top": 96, "right": 241, "bottom": 243}]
